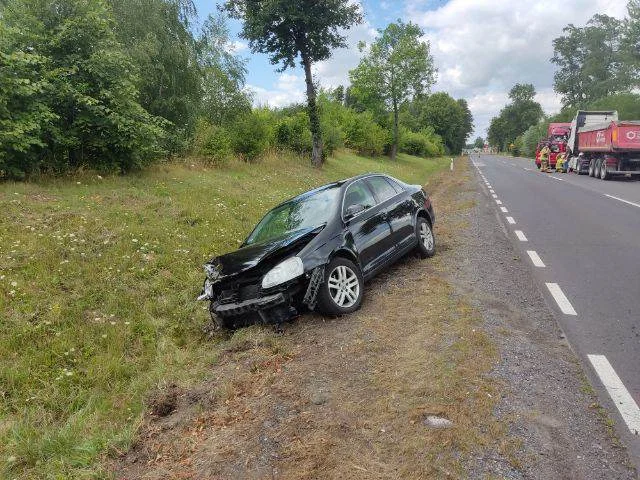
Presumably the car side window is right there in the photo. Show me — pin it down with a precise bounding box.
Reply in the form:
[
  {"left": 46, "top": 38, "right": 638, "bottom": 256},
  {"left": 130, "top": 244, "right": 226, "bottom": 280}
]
[
  {"left": 367, "top": 176, "right": 398, "bottom": 203},
  {"left": 384, "top": 177, "right": 405, "bottom": 194},
  {"left": 343, "top": 180, "right": 377, "bottom": 216}
]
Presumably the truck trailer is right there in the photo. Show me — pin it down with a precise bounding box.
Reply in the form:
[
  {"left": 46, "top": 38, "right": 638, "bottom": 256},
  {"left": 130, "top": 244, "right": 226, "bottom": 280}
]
[{"left": 566, "top": 110, "right": 640, "bottom": 178}]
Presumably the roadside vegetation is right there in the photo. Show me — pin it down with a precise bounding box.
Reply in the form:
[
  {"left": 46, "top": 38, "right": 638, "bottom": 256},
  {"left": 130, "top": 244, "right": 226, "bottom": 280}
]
[
  {"left": 0, "top": 0, "right": 473, "bottom": 181},
  {"left": 0, "top": 150, "right": 449, "bottom": 478},
  {"left": 487, "top": 0, "right": 640, "bottom": 156}
]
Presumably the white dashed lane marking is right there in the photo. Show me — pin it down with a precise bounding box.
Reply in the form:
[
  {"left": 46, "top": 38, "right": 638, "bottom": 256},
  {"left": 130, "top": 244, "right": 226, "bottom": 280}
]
[
  {"left": 526, "top": 250, "right": 545, "bottom": 267},
  {"left": 514, "top": 230, "right": 527, "bottom": 241},
  {"left": 588, "top": 355, "right": 640, "bottom": 435},
  {"left": 604, "top": 194, "right": 640, "bottom": 209},
  {"left": 545, "top": 283, "right": 577, "bottom": 315},
  {"left": 500, "top": 206, "right": 508, "bottom": 213},
  {"left": 495, "top": 199, "right": 503, "bottom": 205},
  {"left": 492, "top": 194, "right": 498, "bottom": 198},
  {"left": 506, "top": 216, "right": 516, "bottom": 224}
]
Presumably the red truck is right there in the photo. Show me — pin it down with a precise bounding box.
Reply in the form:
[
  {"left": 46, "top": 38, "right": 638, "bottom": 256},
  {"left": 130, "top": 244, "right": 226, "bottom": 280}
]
[
  {"left": 535, "top": 123, "right": 571, "bottom": 169},
  {"left": 567, "top": 110, "right": 640, "bottom": 179},
  {"left": 547, "top": 123, "right": 571, "bottom": 169}
]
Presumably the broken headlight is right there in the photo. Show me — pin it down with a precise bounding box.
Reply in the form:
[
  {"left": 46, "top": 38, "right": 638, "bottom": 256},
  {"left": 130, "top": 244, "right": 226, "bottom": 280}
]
[{"left": 261, "top": 256, "right": 304, "bottom": 289}]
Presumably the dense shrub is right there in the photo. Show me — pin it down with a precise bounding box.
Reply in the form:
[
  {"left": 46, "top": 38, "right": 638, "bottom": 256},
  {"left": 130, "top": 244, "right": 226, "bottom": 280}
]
[
  {"left": 274, "top": 112, "right": 312, "bottom": 153},
  {"left": 232, "top": 109, "right": 273, "bottom": 161},
  {"left": 0, "top": 0, "right": 167, "bottom": 179},
  {"left": 192, "top": 119, "right": 233, "bottom": 165},
  {"left": 399, "top": 127, "right": 445, "bottom": 157},
  {"left": 344, "top": 111, "right": 387, "bottom": 156}
]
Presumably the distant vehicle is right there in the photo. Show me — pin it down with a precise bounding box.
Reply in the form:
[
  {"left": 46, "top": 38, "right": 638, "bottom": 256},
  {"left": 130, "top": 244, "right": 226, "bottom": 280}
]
[
  {"left": 567, "top": 110, "right": 640, "bottom": 179},
  {"left": 198, "top": 173, "right": 436, "bottom": 329},
  {"left": 535, "top": 123, "right": 571, "bottom": 170},
  {"left": 547, "top": 123, "right": 571, "bottom": 169}
]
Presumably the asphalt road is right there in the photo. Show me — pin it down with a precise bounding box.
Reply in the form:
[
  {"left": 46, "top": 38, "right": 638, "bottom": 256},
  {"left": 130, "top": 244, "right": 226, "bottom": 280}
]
[{"left": 470, "top": 154, "right": 640, "bottom": 468}]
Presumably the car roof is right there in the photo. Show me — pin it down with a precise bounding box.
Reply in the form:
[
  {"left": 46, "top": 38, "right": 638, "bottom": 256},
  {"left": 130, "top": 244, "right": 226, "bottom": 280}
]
[{"left": 277, "top": 172, "right": 395, "bottom": 207}]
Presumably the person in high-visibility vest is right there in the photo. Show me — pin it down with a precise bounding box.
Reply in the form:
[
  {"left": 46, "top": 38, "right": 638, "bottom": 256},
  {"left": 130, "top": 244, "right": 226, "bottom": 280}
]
[
  {"left": 556, "top": 151, "right": 567, "bottom": 172},
  {"left": 539, "top": 144, "right": 551, "bottom": 172}
]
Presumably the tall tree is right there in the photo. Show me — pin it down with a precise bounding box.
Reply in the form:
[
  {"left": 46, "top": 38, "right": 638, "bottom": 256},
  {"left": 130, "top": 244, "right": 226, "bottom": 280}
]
[
  {"left": 487, "top": 84, "right": 543, "bottom": 150},
  {"left": 222, "top": 0, "right": 362, "bottom": 167},
  {"left": 552, "top": 14, "right": 631, "bottom": 107},
  {"left": 349, "top": 21, "right": 436, "bottom": 160},
  {"left": 412, "top": 92, "right": 471, "bottom": 154},
  {"left": 473, "top": 137, "right": 484, "bottom": 149}
]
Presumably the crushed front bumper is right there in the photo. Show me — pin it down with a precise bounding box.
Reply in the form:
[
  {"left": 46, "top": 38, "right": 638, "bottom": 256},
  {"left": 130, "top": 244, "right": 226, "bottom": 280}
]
[{"left": 212, "top": 292, "right": 287, "bottom": 317}]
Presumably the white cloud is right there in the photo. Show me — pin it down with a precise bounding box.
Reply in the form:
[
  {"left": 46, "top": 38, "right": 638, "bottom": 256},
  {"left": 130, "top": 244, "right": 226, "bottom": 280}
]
[
  {"left": 410, "top": 0, "right": 629, "bottom": 136},
  {"left": 228, "top": 40, "right": 248, "bottom": 53}
]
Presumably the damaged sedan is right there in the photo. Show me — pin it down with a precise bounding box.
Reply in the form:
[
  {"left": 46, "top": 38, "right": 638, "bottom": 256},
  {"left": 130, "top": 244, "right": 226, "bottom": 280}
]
[{"left": 198, "top": 173, "right": 436, "bottom": 329}]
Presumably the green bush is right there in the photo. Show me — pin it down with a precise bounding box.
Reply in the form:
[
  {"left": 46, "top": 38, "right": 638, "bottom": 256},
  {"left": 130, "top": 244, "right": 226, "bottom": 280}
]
[
  {"left": 274, "top": 112, "right": 312, "bottom": 153},
  {"left": 192, "top": 119, "right": 232, "bottom": 165},
  {"left": 232, "top": 109, "right": 272, "bottom": 161},
  {"left": 399, "top": 127, "right": 445, "bottom": 157},
  {"left": 344, "top": 111, "right": 387, "bottom": 156}
]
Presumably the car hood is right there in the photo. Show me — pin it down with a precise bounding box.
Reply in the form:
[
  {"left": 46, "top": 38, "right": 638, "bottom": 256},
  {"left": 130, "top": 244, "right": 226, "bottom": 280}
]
[{"left": 206, "top": 225, "right": 324, "bottom": 280}]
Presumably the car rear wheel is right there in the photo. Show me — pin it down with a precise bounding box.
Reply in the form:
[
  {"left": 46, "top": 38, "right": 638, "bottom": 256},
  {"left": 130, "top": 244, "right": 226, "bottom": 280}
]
[
  {"left": 316, "top": 257, "right": 363, "bottom": 315},
  {"left": 415, "top": 217, "right": 435, "bottom": 258}
]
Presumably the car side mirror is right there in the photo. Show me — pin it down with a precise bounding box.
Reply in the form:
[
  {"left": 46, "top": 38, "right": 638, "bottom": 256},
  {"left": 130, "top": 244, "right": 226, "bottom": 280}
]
[{"left": 344, "top": 203, "right": 366, "bottom": 220}]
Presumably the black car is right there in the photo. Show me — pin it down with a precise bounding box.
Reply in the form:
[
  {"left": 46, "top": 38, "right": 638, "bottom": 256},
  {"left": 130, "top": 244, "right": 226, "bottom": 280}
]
[{"left": 198, "top": 173, "right": 436, "bottom": 329}]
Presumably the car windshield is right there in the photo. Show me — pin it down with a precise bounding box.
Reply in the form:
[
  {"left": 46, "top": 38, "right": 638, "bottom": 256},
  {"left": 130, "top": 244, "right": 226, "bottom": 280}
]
[{"left": 245, "top": 186, "right": 341, "bottom": 246}]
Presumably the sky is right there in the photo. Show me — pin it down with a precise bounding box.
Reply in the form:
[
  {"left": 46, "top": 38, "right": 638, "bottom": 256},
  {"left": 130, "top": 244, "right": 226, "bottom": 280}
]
[{"left": 194, "top": 0, "right": 629, "bottom": 139}]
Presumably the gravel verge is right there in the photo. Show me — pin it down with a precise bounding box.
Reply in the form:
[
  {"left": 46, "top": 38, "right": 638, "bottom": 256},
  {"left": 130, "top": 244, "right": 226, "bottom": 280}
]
[{"left": 449, "top": 158, "right": 637, "bottom": 479}]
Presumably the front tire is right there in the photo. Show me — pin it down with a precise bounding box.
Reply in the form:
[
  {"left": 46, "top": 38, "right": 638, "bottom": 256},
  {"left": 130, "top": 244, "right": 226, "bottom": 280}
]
[
  {"left": 316, "top": 257, "right": 363, "bottom": 316},
  {"left": 415, "top": 217, "right": 436, "bottom": 258}
]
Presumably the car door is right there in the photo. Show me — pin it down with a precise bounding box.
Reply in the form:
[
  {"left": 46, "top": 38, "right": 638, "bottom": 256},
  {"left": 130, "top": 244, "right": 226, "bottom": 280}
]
[
  {"left": 365, "top": 175, "right": 416, "bottom": 253},
  {"left": 342, "top": 179, "right": 393, "bottom": 277}
]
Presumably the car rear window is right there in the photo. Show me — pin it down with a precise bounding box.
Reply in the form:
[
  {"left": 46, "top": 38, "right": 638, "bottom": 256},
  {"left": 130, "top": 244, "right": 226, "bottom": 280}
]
[{"left": 367, "top": 176, "right": 398, "bottom": 203}]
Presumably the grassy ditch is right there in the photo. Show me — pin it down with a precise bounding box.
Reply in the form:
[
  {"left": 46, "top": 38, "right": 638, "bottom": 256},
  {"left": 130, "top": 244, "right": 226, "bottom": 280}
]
[
  {"left": 112, "top": 156, "right": 505, "bottom": 479},
  {"left": 0, "top": 150, "right": 449, "bottom": 478}
]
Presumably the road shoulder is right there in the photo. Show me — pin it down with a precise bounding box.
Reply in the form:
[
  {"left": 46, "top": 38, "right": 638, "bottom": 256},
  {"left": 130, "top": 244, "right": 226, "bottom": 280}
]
[{"left": 452, "top": 157, "right": 636, "bottom": 479}]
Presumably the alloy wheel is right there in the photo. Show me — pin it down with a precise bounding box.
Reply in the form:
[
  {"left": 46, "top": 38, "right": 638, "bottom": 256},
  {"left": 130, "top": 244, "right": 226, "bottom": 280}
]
[
  {"left": 327, "top": 265, "right": 360, "bottom": 308},
  {"left": 420, "top": 222, "right": 434, "bottom": 251}
]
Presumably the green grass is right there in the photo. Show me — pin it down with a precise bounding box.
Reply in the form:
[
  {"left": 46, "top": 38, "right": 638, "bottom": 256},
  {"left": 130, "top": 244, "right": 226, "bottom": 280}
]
[{"left": 0, "top": 150, "right": 448, "bottom": 479}]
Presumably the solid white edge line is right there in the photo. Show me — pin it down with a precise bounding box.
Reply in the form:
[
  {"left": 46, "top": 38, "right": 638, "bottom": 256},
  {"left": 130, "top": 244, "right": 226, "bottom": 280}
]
[
  {"left": 500, "top": 206, "right": 508, "bottom": 213},
  {"left": 545, "top": 282, "right": 577, "bottom": 315},
  {"left": 506, "top": 216, "right": 516, "bottom": 224},
  {"left": 588, "top": 354, "right": 640, "bottom": 435},
  {"left": 495, "top": 199, "right": 503, "bottom": 205},
  {"left": 604, "top": 194, "right": 640, "bottom": 209},
  {"left": 526, "top": 250, "right": 545, "bottom": 267},
  {"left": 514, "top": 230, "right": 527, "bottom": 241}
]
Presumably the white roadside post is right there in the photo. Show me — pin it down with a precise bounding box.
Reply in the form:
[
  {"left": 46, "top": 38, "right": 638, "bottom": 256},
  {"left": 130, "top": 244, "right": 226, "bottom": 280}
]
[{"left": 450, "top": 158, "right": 454, "bottom": 171}]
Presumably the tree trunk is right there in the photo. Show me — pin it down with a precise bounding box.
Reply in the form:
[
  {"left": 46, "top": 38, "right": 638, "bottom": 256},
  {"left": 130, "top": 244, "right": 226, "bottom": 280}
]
[
  {"left": 301, "top": 51, "right": 323, "bottom": 167},
  {"left": 391, "top": 97, "right": 399, "bottom": 160}
]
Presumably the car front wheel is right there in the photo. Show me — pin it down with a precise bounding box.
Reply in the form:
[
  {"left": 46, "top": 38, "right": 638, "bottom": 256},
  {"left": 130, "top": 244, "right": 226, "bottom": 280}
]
[
  {"left": 316, "top": 257, "right": 363, "bottom": 315},
  {"left": 415, "top": 217, "right": 435, "bottom": 258}
]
